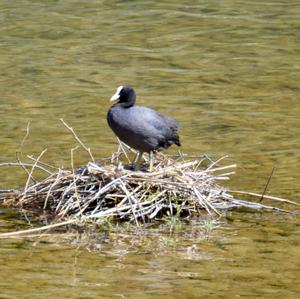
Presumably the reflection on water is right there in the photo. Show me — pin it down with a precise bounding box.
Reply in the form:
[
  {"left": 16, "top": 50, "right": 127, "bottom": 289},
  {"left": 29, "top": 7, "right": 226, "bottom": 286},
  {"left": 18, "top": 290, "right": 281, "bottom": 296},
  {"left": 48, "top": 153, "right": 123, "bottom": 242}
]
[
  {"left": 0, "top": 0, "right": 299, "bottom": 298},
  {"left": 1, "top": 214, "right": 299, "bottom": 298}
]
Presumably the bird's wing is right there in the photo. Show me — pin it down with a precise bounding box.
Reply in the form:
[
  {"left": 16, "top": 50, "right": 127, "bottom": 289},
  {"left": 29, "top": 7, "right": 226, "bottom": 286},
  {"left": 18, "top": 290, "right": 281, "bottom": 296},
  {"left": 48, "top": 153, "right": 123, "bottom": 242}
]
[{"left": 132, "top": 106, "right": 179, "bottom": 132}]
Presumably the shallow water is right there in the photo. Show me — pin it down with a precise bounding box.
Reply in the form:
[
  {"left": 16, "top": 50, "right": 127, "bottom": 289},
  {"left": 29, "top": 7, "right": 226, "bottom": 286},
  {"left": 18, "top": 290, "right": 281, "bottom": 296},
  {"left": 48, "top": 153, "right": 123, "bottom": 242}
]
[{"left": 0, "top": 0, "right": 299, "bottom": 298}]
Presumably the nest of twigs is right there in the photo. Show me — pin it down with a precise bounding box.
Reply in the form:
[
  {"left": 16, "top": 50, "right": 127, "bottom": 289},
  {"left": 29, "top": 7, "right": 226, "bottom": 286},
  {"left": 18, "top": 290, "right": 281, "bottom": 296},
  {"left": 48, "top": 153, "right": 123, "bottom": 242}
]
[
  {"left": 1, "top": 150, "right": 298, "bottom": 224},
  {"left": 0, "top": 120, "right": 299, "bottom": 237},
  {"left": 2, "top": 153, "right": 235, "bottom": 221}
]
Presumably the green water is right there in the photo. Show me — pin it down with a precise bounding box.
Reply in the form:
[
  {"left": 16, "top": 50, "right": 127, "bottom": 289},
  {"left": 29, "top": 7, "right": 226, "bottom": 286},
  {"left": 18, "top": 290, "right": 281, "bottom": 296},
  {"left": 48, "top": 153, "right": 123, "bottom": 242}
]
[{"left": 0, "top": 0, "right": 299, "bottom": 298}]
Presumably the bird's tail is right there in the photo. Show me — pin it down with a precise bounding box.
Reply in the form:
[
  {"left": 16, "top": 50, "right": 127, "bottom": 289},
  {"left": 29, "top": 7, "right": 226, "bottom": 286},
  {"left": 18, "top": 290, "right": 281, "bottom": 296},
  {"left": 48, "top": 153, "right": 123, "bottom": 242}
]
[{"left": 174, "top": 135, "right": 181, "bottom": 146}]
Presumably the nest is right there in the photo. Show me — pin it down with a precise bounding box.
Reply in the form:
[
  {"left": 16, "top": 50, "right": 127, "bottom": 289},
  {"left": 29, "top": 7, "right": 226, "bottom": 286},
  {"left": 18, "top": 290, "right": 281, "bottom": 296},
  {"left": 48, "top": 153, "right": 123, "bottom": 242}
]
[
  {"left": 1, "top": 151, "right": 298, "bottom": 222},
  {"left": 0, "top": 120, "right": 299, "bottom": 237}
]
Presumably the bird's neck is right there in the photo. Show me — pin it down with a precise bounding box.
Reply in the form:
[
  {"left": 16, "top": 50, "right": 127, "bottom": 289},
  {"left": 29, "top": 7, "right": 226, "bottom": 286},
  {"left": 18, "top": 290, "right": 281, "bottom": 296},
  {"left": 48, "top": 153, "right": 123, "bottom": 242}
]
[{"left": 118, "top": 101, "right": 135, "bottom": 108}]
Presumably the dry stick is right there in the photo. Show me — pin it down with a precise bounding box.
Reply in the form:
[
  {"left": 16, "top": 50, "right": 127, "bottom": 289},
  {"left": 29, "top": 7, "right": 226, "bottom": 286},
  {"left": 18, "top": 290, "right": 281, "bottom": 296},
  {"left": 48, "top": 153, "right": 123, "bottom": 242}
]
[
  {"left": 17, "top": 167, "right": 60, "bottom": 199},
  {"left": 203, "top": 164, "right": 237, "bottom": 173},
  {"left": 125, "top": 182, "right": 146, "bottom": 225},
  {"left": 21, "top": 148, "right": 47, "bottom": 202},
  {"left": 228, "top": 190, "right": 300, "bottom": 206},
  {"left": 213, "top": 172, "right": 236, "bottom": 180},
  {"left": 56, "top": 173, "right": 86, "bottom": 215},
  {"left": 111, "top": 144, "right": 123, "bottom": 164},
  {"left": 1, "top": 179, "right": 225, "bottom": 237},
  {"left": 70, "top": 146, "right": 83, "bottom": 218},
  {"left": 15, "top": 121, "right": 33, "bottom": 180},
  {"left": 87, "top": 191, "right": 168, "bottom": 219},
  {"left": 117, "top": 184, "right": 143, "bottom": 207},
  {"left": 0, "top": 189, "right": 17, "bottom": 194},
  {"left": 0, "top": 162, "right": 52, "bottom": 175},
  {"left": 111, "top": 142, "right": 122, "bottom": 164},
  {"left": 147, "top": 160, "right": 199, "bottom": 177},
  {"left": 259, "top": 167, "right": 275, "bottom": 202},
  {"left": 206, "top": 155, "right": 229, "bottom": 170},
  {"left": 60, "top": 118, "right": 95, "bottom": 162},
  {"left": 27, "top": 155, "right": 58, "bottom": 171},
  {"left": 193, "top": 187, "right": 220, "bottom": 216},
  {"left": 90, "top": 172, "right": 134, "bottom": 202},
  {"left": 16, "top": 151, "right": 35, "bottom": 183},
  {"left": 117, "top": 139, "right": 131, "bottom": 163},
  {"left": 135, "top": 198, "right": 164, "bottom": 218},
  {"left": 119, "top": 140, "right": 149, "bottom": 165},
  {"left": 229, "top": 197, "right": 293, "bottom": 214},
  {"left": 18, "top": 180, "right": 61, "bottom": 204},
  {"left": 149, "top": 195, "right": 166, "bottom": 219},
  {"left": 20, "top": 121, "right": 31, "bottom": 150},
  {"left": 44, "top": 169, "right": 62, "bottom": 209},
  {"left": 0, "top": 219, "right": 76, "bottom": 238},
  {"left": 215, "top": 171, "right": 236, "bottom": 177},
  {"left": 119, "top": 181, "right": 140, "bottom": 226}
]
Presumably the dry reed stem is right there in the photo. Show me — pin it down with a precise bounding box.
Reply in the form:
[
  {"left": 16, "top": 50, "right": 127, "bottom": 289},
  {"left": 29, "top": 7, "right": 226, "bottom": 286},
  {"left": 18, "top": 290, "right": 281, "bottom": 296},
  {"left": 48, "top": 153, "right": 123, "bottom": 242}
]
[
  {"left": 0, "top": 162, "right": 53, "bottom": 175},
  {"left": 0, "top": 219, "right": 76, "bottom": 238},
  {"left": 16, "top": 151, "right": 36, "bottom": 183},
  {"left": 21, "top": 148, "right": 47, "bottom": 202},
  {"left": 60, "top": 118, "right": 95, "bottom": 162},
  {"left": 228, "top": 190, "right": 300, "bottom": 206},
  {"left": 117, "top": 139, "right": 131, "bottom": 163},
  {"left": 20, "top": 121, "right": 31, "bottom": 150},
  {"left": 71, "top": 146, "right": 83, "bottom": 217},
  {"left": 27, "top": 155, "right": 58, "bottom": 171}
]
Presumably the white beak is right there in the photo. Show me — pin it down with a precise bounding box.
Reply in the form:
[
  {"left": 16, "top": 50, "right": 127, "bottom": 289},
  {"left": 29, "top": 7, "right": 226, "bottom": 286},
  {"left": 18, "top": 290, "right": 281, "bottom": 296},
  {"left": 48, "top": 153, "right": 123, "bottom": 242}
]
[
  {"left": 110, "top": 86, "right": 123, "bottom": 102},
  {"left": 110, "top": 92, "right": 120, "bottom": 101}
]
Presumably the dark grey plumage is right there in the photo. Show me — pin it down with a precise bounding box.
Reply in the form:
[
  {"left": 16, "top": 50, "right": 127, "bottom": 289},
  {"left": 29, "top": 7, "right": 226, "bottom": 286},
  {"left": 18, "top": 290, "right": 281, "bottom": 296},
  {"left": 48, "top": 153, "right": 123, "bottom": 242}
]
[{"left": 107, "top": 85, "right": 181, "bottom": 170}]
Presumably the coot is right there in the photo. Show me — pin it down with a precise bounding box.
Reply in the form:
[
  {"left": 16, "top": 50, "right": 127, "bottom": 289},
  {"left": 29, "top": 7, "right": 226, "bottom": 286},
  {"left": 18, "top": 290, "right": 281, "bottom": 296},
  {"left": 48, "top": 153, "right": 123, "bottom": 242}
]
[{"left": 107, "top": 85, "right": 181, "bottom": 170}]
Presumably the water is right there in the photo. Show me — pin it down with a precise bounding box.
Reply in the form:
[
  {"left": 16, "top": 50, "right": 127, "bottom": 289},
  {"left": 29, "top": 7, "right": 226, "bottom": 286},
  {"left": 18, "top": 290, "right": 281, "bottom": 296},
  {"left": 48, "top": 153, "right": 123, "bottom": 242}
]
[{"left": 0, "top": 0, "right": 299, "bottom": 298}]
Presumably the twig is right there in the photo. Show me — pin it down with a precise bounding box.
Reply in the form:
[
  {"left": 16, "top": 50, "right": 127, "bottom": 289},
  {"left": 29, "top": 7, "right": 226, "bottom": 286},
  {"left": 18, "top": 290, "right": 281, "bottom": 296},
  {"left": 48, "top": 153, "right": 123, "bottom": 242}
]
[
  {"left": 15, "top": 121, "right": 33, "bottom": 180},
  {"left": 206, "top": 155, "right": 229, "bottom": 170},
  {"left": 21, "top": 148, "right": 48, "bottom": 202},
  {"left": 16, "top": 151, "right": 36, "bottom": 183},
  {"left": 204, "top": 164, "right": 237, "bottom": 173},
  {"left": 0, "top": 219, "right": 77, "bottom": 238},
  {"left": 117, "top": 139, "right": 131, "bottom": 163},
  {"left": 229, "top": 190, "right": 300, "bottom": 206},
  {"left": 20, "top": 121, "right": 31, "bottom": 150},
  {"left": 0, "top": 162, "right": 53, "bottom": 175},
  {"left": 70, "top": 146, "right": 83, "bottom": 217},
  {"left": 27, "top": 155, "right": 58, "bottom": 171},
  {"left": 119, "top": 181, "right": 141, "bottom": 226},
  {"left": 60, "top": 118, "right": 95, "bottom": 162},
  {"left": 260, "top": 167, "right": 275, "bottom": 202}
]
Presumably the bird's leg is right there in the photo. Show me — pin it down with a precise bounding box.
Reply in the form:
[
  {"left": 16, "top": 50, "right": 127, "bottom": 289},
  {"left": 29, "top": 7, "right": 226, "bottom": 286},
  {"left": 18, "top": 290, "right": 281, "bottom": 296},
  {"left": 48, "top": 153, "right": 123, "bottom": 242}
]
[
  {"left": 134, "top": 151, "right": 143, "bottom": 171},
  {"left": 149, "top": 151, "right": 154, "bottom": 172}
]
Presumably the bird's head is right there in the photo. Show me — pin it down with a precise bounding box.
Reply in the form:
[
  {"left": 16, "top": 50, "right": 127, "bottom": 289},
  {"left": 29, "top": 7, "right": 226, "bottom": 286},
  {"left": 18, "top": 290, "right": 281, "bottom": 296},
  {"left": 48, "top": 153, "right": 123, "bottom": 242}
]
[{"left": 110, "top": 85, "right": 136, "bottom": 107}]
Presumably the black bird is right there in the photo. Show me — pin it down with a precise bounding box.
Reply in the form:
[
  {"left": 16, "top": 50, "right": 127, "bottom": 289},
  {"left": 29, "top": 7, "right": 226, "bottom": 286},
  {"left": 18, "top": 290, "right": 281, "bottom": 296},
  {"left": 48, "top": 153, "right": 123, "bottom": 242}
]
[{"left": 107, "top": 85, "right": 181, "bottom": 170}]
